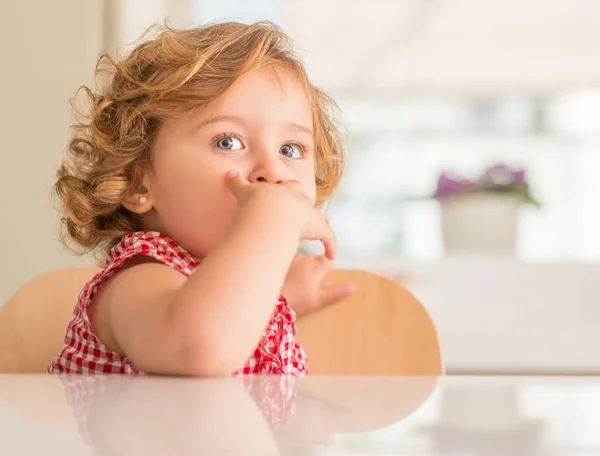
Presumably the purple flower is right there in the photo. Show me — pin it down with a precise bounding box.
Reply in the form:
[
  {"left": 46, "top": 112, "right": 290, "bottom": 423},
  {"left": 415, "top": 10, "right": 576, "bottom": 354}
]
[
  {"left": 434, "top": 173, "right": 476, "bottom": 200},
  {"left": 513, "top": 169, "right": 527, "bottom": 186},
  {"left": 482, "top": 164, "right": 529, "bottom": 189},
  {"left": 482, "top": 164, "right": 516, "bottom": 187},
  {"left": 432, "top": 164, "right": 534, "bottom": 203}
]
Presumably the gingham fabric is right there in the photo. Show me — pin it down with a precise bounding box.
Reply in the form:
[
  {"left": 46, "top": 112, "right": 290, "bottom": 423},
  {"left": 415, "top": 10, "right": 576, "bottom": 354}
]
[{"left": 47, "top": 231, "right": 308, "bottom": 376}]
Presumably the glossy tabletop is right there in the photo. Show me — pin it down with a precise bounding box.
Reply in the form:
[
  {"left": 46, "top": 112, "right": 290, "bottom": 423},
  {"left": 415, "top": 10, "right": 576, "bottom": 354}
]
[{"left": 0, "top": 374, "right": 599, "bottom": 455}]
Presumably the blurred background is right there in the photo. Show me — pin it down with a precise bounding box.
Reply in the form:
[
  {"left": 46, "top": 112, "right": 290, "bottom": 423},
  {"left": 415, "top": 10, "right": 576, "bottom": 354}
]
[{"left": 1, "top": 0, "right": 599, "bottom": 375}]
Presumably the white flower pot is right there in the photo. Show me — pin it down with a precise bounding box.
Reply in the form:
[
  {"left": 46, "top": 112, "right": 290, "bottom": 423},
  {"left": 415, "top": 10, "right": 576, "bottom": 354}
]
[{"left": 440, "top": 194, "right": 521, "bottom": 254}]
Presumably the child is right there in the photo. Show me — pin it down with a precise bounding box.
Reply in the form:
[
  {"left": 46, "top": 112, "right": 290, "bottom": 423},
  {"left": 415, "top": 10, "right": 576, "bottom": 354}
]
[{"left": 47, "top": 21, "right": 354, "bottom": 376}]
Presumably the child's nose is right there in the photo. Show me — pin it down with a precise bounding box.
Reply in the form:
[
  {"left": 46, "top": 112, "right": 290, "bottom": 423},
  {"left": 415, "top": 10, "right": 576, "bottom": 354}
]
[{"left": 248, "top": 157, "right": 285, "bottom": 184}]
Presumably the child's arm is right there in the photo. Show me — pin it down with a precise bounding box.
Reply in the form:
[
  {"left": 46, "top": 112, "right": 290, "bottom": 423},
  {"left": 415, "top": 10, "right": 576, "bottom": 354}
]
[{"left": 91, "top": 175, "right": 334, "bottom": 376}]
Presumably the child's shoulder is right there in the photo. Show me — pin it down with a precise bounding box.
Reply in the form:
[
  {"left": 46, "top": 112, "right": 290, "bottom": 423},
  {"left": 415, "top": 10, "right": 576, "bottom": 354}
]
[
  {"left": 90, "top": 230, "right": 198, "bottom": 330},
  {"left": 78, "top": 232, "right": 195, "bottom": 368},
  {"left": 104, "top": 231, "right": 198, "bottom": 274}
]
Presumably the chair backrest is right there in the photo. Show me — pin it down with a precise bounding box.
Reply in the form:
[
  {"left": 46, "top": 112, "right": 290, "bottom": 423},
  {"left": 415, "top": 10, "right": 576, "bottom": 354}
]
[
  {"left": 0, "top": 267, "right": 442, "bottom": 375},
  {"left": 0, "top": 267, "right": 101, "bottom": 373},
  {"left": 296, "top": 269, "right": 443, "bottom": 375}
]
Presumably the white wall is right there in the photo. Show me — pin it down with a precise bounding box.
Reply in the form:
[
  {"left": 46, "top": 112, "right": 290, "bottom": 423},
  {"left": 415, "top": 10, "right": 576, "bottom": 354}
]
[
  {"left": 112, "top": 0, "right": 191, "bottom": 51},
  {"left": 0, "top": 1, "right": 105, "bottom": 303}
]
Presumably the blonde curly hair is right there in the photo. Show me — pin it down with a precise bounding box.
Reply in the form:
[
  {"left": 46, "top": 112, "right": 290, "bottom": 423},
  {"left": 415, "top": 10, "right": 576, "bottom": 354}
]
[{"left": 55, "top": 21, "right": 345, "bottom": 256}]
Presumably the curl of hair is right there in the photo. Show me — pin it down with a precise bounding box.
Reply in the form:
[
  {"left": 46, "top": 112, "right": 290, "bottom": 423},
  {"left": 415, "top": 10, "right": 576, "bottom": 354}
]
[{"left": 55, "top": 21, "right": 345, "bottom": 256}]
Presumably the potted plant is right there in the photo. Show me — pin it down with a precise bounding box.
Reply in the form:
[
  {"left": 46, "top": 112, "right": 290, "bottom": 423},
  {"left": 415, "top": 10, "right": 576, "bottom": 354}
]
[{"left": 433, "top": 164, "right": 539, "bottom": 253}]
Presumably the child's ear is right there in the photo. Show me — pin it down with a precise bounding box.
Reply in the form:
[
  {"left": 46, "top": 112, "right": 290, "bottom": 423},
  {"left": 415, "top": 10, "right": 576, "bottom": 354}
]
[
  {"left": 122, "top": 182, "right": 154, "bottom": 214},
  {"left": 122, "top": 191, "right": 153, "bottom": 214}
]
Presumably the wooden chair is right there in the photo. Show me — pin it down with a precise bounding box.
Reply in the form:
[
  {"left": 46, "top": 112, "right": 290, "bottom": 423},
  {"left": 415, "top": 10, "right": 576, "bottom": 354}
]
[
  {"left": 0, "top": 267, "right": 442, "bottom": 375},
  {"left": 296, "top": 269, "right": 443, "bottom": 375},
  {"left": 0, "top": 267, "right": 101, "bottom": 373}
]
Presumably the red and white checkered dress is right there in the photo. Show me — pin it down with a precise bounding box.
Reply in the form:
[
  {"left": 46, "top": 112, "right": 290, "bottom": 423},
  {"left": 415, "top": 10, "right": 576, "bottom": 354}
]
[{"left": 47, "top": 231, "right": 308, "bottom": 376}]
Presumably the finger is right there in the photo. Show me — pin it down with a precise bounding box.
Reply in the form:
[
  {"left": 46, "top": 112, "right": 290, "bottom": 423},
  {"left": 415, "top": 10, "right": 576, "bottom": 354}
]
[
  {"left": 293, "top": 251, "right": 307, "bottom": 263},
  {"left": 318, "top": 283, "right": 356, "bottom": 307},
  {"left": 280, "top": 180, "right": 303, "bottom": 194},
  {"left": 315, "top": 255, "right": 334, "bottom": 274},
  {"left": 225, "top": 170, "right": 248, "bottom": 196},
  {"left": 316, "top": 255, "right": 333, "bottom": 267},
  {"left": 318, "top": 216, "right": 337, "bottom": 260},
  {"left": 321, "top": 233, "right": 337, "bottom": 261}
]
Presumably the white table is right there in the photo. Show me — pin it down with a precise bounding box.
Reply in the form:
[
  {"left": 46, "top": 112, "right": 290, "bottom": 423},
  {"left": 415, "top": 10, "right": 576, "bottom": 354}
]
[
  {"left": 339, "top": 255, "right": 600, "bottom": 374},
  {"left": 0, "top": 374, "right": 599, "bottom": 455}
]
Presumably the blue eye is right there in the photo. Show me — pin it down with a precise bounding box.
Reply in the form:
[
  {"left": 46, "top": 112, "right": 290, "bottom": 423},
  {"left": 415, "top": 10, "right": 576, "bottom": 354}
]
[
  {"left": 280, "top": 144, "right": 302, "bottom": 159},
  {"left": 215, "top": 136, "right": 243, "bottom": 151}
]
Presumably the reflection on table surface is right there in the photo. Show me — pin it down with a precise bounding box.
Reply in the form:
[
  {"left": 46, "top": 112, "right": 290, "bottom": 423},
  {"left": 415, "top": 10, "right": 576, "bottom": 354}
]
[{"left": 0, "top": 374, "right": 599, "bottom": 455}]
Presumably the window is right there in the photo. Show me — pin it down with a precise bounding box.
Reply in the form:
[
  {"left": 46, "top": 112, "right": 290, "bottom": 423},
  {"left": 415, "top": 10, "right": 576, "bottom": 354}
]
[
  {"left": 192, "top": 0, "right": 600, "bottom": 262},
  {"left": 330, "top": 94, "right": 600, "bottom": 261}
]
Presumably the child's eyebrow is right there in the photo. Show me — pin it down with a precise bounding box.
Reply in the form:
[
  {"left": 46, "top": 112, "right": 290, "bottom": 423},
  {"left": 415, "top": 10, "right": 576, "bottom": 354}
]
[
  {"left": 195, "top": 116, "right": 313, "bottom": 136},
  {"left": 195, "top": 115, "right": 244, "bottom": 129},
  {"left": 287, "top": 122, "right": 313, "bottom": 136}
]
